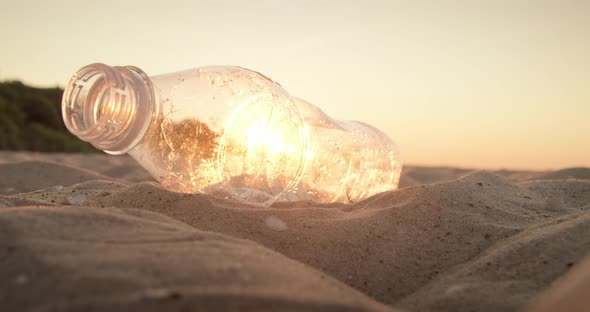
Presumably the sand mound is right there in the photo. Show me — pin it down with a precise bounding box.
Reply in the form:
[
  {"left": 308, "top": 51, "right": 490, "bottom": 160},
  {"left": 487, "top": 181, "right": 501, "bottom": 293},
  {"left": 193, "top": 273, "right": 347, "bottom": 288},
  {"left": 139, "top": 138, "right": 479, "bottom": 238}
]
[
  {"left": 1, "top": 152, "right": 589, "bottom": 312},
  {"left": 0, "top": 205, "right": 392, "bottom": 312},
  {"left": 399, "top": 166, "right": 474, "bottom": 188},
  {"left": 399, "top": 208, "right": 590, "bottom": 312},
  {"left": 538, "top": 167, "right": 590, "bottom": 181},
  {"left": 0, "top": 161, "right": 113, "bottom": 195}
]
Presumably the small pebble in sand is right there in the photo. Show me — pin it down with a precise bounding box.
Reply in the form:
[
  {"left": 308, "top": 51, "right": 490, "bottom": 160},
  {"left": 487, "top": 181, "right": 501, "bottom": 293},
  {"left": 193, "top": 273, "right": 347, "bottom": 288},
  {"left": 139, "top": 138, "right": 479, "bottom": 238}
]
[
  {"left": 65, "top": 194, "right": 87, "bottom": 205},
  {"left": 14, "top": 274, "right": 28, "bottom": 285},
  {"left": 264, "top": 216, "right": 288, "bottom": 231},
  {"left": 142, "top": 288, "right": 180, "bottom": 300}
]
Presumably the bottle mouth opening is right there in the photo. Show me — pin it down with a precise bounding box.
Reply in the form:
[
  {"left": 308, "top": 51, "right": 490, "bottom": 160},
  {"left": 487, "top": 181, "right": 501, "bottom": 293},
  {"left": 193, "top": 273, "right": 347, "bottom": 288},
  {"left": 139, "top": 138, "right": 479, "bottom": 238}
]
[{"left": 62, "top": 63, "right": 154, "bottom": 154}]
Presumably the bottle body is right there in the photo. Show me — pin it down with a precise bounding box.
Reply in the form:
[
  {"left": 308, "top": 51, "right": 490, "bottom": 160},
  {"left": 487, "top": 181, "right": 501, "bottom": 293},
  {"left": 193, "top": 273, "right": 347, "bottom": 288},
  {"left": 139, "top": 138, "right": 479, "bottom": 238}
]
[
  {"left": 62, "top": 64, "right": 401, "bottom": 205},
  {"left": 129, "top": 66, "right": 308, "bottom": 205},
  {"left": 291, "top": 98, "right": 401, "bottom": 203}
]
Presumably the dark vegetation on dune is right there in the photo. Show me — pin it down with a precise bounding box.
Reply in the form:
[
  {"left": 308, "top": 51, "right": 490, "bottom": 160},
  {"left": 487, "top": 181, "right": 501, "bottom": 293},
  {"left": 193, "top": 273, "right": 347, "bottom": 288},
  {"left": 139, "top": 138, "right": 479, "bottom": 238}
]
[{"left": 0, "top": 81, "right": 97, "bottom": 152}]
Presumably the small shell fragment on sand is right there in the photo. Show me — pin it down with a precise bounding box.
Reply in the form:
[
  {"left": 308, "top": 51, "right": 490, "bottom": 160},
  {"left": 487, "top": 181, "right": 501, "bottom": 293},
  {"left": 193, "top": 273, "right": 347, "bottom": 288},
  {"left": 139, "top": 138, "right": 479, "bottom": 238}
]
[
  {"left": 14, "top": 274, "right": 28, "bottom": 286},
  {"left": 264, "top": 216, "right": 288, "bottom": 231},
  {"left": 47, "top": 185, "right": 64, "bottom": 192},
  {"left": 65, "top": 194, "right": 87, "bottom": 205},
  {"left": 445, "top": 284, "right": 468, "bottom": 296}
]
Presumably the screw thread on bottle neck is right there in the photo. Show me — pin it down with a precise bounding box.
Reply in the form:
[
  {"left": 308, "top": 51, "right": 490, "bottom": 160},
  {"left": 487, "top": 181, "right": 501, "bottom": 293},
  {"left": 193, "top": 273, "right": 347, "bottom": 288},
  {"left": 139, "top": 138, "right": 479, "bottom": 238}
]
[{"left": 62, "top": 63, "right": 156, "bottom": 154}]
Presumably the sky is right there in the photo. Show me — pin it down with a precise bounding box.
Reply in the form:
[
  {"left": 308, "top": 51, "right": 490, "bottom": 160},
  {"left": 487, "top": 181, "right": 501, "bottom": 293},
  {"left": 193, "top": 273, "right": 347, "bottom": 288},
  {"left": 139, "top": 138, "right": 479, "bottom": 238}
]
[{"left": 1, "top": 0, "right": 588, "bottom": 170}]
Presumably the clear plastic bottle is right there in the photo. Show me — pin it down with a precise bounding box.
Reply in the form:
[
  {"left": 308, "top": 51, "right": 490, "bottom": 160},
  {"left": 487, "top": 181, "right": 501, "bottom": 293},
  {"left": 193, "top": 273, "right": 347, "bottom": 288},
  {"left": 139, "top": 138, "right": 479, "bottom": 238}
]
[{"left": 62, "top": 63, "right": 401, "bottom": 206}]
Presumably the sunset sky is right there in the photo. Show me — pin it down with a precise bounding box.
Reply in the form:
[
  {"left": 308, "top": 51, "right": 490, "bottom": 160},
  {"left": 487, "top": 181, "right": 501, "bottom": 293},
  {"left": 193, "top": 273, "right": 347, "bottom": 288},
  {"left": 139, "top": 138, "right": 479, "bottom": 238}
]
[{"left": 1, "top": 0, "right": 588, "bottom": 169}]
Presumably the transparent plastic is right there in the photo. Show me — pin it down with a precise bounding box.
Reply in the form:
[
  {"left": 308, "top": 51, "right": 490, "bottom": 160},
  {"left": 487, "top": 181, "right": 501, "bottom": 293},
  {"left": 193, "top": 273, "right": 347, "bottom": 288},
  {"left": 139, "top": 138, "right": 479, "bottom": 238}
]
[{"left": 62, "top": 63, "right": 401, "bottom": 205}]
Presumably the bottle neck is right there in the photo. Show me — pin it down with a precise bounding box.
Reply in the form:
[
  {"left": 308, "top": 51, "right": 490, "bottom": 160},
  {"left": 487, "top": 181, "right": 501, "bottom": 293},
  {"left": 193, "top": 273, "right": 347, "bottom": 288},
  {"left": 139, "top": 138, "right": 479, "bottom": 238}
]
[{"left": 62, "top": 63, "right": 156, "bottom": 155}]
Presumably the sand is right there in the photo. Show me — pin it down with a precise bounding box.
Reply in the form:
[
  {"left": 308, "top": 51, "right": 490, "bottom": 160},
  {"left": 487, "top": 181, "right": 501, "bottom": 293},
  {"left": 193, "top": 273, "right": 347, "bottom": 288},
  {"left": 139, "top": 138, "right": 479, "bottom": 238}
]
[{"left": 1, "top": 151, "right": 589, "bottom": 311}]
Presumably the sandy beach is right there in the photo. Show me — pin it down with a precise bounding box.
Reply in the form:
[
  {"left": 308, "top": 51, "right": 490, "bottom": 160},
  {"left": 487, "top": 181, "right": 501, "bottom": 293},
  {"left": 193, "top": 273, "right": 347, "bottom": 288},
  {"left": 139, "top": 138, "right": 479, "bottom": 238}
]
[{"left": 1, "top": 151, "right": 589, "bottom": 311}]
